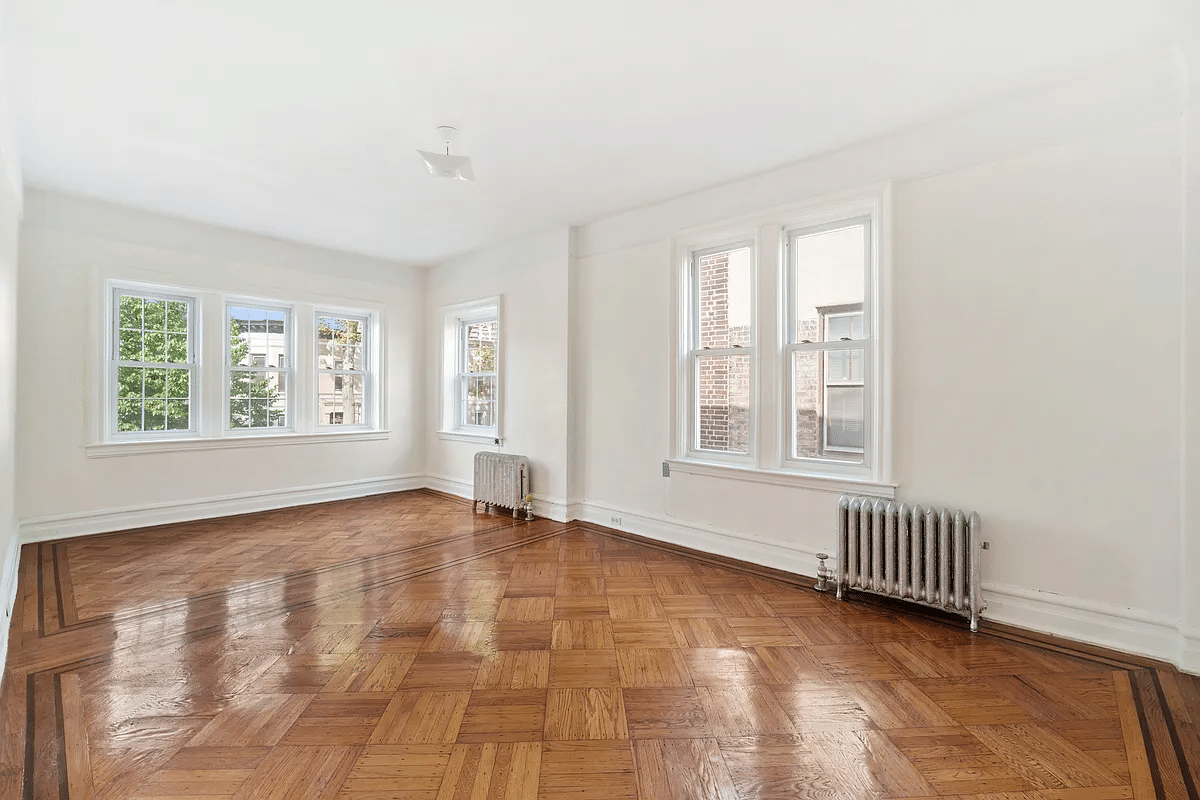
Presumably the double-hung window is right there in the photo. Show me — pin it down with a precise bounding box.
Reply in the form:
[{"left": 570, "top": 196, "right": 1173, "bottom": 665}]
[
  {"left": 100, "top": 281, "right": 383, "bottom": 450},
  {"left": 687, "top": 243, "right": 754, "bottom": 458},
  {"left": 112, "top": 287, "right": 196, "bottom": 435},
  {"left": 227, "top": 304, "right": 291, "bottom": 429},
  {"left": 439, "top": 297, "right": 501, "bottom": 440},
  {"left": 674, "top": 186, "right": 890, "bottom": 490},
  {"left": 317, "top": 313, "right": 370, "bottom": 427},
  {"left": 460, "top": 317, "right": 498, "bottom": 429},
  {"left": 787, "top": 218, "right": 872, "bottom": 466}
]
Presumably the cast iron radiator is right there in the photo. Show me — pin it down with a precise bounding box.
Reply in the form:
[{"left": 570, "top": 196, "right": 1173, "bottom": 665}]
[
  {"left": 836, "top": 494, "right": 983, "bottom": 631},
  {"left": 472, "top": 452, "right": 530, "bottom": 519}
]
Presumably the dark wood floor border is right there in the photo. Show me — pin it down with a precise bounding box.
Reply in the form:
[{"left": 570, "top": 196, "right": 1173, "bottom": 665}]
[
  {"left": 37, "top": 517, "right": 532, "bottom": 636},
  {"left": 17, "top": 523, "right": 575, "bottom": 800}
]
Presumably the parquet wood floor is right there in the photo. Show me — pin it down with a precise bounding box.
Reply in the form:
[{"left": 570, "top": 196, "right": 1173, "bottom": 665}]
[{"left": 2, "top": 489, "right": 1197, "bottom": 799}]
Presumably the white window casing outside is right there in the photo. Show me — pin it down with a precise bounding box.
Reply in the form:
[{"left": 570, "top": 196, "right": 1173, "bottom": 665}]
[
  {"left": 439, "top": 297, "right": 501, "bottom": 443},
  {"left": 670, "top": 184, "right": 895, "bottom": 497},
  {"left": 92, "top": 280, "right": 385, "bottom": 456}
]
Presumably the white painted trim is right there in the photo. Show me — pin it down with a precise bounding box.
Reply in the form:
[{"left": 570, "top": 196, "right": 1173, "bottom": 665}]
[
  {"left": 424, "top": 473, "right": 473, "bottom": 499},
  {"left": 423, "top": 473, "right": 570, "bottom": 522},
  {"left": 435, "top": 431, "right": 499, "bottom": 445},
  {"left": 1181, "top": 629, "right": 1200, "bottom": 676},
  {"left": 0, "top": 532, "right": 22, "bottom": 678},
  {"left": 667, "top": 459, "right": 896, "bottom": 498},
  {"left": 573, "top": 500, "right": 819, "bottom": 577},
  {"left": 981, "top": 580, "right": 1182, "bottom": 666},
  {"left": 572, "top": 499, "right": 1196, "bottom": 670},
  {"left": 86, "top": 429, "right": 391, "bottom": 458},
  {"left": 19, "top": 474, "right": 425, "bottom": 542}
]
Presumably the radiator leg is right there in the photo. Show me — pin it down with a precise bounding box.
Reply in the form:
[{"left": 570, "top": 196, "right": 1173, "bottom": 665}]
[
  {"left": 970, "top": 612, "right": 979, "bottom": 633},
  {"left": 472, "top": 500, "right": 478, "bottom": 513},
  {"left": 512, "top": 506, "right": 519, "bottom": 519}
]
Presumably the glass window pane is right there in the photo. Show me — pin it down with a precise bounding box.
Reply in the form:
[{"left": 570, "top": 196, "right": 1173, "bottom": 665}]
[
  {"left": 825, "top": 387, "right": 864, "bottom": 451},
  {"left": 143, "top": 299, "right": 166, "bottom": 330},
  {"left": 166, "top": 400, "right": 189, "bottom": 431},
  {"left": 167, "top": 301, "right": 188, "bottom": 332},
  {"left": 166, "top": 332, "right": 188, "bottom": 363},
  {"left": 144, "top": 368, "right": 166, "bottom": 398},
  {"left": 117, "top": 367, "right": 143, "bottom": 399},
  {"left": 229, "top": 370, "right": 253, "bottom": 400},
  {"left": 792, "top": 349, "right": 865, "bottom": 463},
  {"left": 319, "top": 373, "right": 363, "bottom": 425},
  {"left": 793, "top": 224, "right": 866, "bottom": 343},
  {"left": 167, "top": 368, "right": 190, "bottom": 399},
  {"left": 117, "top": 399, "right": 142, "bottom": 432},
  {"left": 144, "top": 399, "right": 166, "bottom": 431},
  {"left": 697, "top": 245, "right": 752, "bottom": 349},
  {"left": 119, "top": 329, "right": 143, "bottom": 361},
  {"left": 119, "top": 295, "right": 143, "bottom": 328},
  {"left": 694, "top": 354, "right": 750, "bottom": 454},
  {"left": 229, "top": 399, "right": 250, "bottom": 429},
  {"left": 143, "top": 330, "right": 166, "bottom": 363}
]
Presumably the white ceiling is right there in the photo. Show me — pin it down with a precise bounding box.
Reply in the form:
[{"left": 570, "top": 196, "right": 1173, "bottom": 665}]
[{"left": 3, "top": 1, "right": 1176, "bottom": 265}]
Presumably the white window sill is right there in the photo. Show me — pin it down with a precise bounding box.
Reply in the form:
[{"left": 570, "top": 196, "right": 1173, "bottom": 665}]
[
  {"left": 666, "top": 459, "right": 896, "bottom": 499},
  {"left": 436, "top": 430, "right": 500, "bottom": 445},
  {"left": 86, "top": 429, "right": 391, "bottom": 458}
]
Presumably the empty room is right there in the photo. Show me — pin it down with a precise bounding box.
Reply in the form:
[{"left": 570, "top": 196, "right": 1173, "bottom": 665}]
[{"left": 0, "top": 1, "right": 1198, "bottom": 798}]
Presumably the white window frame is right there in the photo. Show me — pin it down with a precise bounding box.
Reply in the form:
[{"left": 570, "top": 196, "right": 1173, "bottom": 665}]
[
  {"left": 107, "top": 282, "right": 200, "bottom": 439},
  {"left": 669, "top": 183, "right": 894, "bottom": 496},
  {"left": 315, "top": 309, "right": 377, "bottom": 430},
  {"left": 438, "top": 297, "right": 502, "bottom": 443},
  {"left": 224, "top": 299, "right": 295, "bottom": 434},
  {"left": 817, "top": 307, "right": 865, "bottom": 456},
  {"left": 685, "top": 240, "right": 756, "bottom": 465},
  {"left": 91, "top": 279, "right": 387, "bottom": 456}
]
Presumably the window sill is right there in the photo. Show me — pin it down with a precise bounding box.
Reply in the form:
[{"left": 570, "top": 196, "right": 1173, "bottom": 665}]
[
  {"left": 436, "top": 430, "right": 500, "bottom": 445},
  {"left": 666, "top": 459, "right": 896, "bottom": 498},
  {"left": 86, "top": 429, "right": 391, "bottom": 458}
]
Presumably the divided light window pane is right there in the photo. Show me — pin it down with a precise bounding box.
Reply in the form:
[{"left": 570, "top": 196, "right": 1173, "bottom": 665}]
[
  {"left": 115, "top": 293, "right": 192, "bottom": 433},
  {"left": 318, "top": 315, "right": 365, "bottom": 425},
  {"left": 228, "top": 306, "right": 288, "bottom": 429},
  {"left": 461, "top": 319, "right": 497, "bottom": 429}
]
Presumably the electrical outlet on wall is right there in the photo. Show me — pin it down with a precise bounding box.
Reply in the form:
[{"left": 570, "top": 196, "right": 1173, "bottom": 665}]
[{"left": 610, "top": 516, "right": 622, "bottom": 527}]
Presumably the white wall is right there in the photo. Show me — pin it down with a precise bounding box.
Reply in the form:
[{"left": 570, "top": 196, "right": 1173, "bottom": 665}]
[
  {"left": 424, "top": 228, "right": 573, "bottom": 518},
  {"left": 16, "top": 190, "right": 424, "bottom": 536},
  {"left": 1181, "top": 16, "right": 1200, "bottom": 674},
  {"left": 0, "top": 131, "right": 19, "bottom": 675},
  {"left": 570, "top": 56, "right": 1195, "bottom": 667}
]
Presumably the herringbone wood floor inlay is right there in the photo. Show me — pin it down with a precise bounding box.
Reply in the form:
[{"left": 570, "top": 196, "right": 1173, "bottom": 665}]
[{"left": 2, "top": 489, "right": 1198, "bottom": 799}]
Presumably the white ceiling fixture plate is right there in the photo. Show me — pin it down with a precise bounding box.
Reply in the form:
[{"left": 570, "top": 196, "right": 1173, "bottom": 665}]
[{"left": 417, "top": 126, "right": 475, "bottom": 182}]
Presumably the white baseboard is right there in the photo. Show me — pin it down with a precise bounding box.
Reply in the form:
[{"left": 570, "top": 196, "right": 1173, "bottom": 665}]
[
  {"left": 1180, "top": 629, "right": 1200, "bottom": 676},
  {"left": 572, "top": 500, "right": 1200, "bottom": 672},
  {"left": 980, "top": 580, "right": 1183, "bottom": 667},
  {"left": 571, "top": 500, "right": 820, "bottom": 577},
  {"left": 19, "top": 474, "right": 426, "bottom": 543},
  {"left": 0, "top": 528, "right": 20, "bottom": 678},
  {"left": 424, "top": 473, "right": 570, "bottom": 523},
  {"left": 14, "top": 475, "right": 1199, "bottom": 674},
  {"left": 424, "top": 473, "right": 472, "bottom": 499}
]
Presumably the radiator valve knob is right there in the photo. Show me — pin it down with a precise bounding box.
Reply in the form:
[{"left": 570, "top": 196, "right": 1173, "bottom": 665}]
[{"left": 813, "top": 552, "right": 833, "bottom": 592}]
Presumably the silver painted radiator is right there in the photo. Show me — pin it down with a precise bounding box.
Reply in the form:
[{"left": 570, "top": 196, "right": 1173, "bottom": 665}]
[
  {"left": 473, "top": 452, "right": 530, "bottom": 518},
  {"left": 836, "top": 494, "right": 983, "bottom": 631}
]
